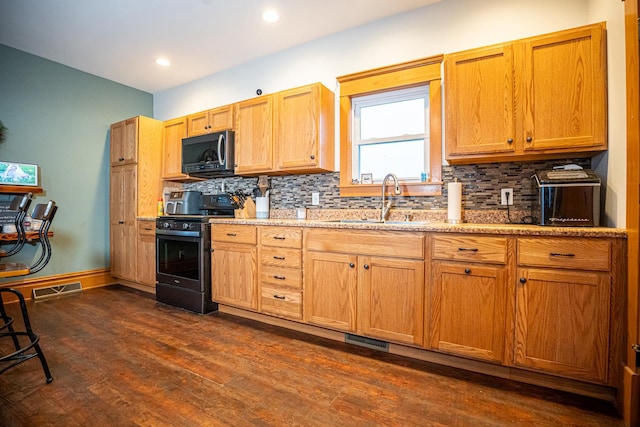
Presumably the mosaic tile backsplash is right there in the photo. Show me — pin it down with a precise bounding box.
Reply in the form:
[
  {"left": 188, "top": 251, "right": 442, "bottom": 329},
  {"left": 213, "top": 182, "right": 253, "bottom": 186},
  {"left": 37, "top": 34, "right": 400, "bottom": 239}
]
[{"left": 184, "top": 158, "right": 592, "bottom": 220}]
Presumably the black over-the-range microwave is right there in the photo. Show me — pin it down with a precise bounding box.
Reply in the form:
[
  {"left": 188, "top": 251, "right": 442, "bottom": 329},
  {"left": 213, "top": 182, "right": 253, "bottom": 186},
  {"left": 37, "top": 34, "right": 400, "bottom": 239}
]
[{"left": 182, "top": 130, "right": 235, "bottom": 178}]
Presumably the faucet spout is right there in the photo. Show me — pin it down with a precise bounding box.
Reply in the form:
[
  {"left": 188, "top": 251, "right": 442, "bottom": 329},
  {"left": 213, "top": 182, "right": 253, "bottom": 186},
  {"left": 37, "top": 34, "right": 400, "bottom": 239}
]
[{"left": 381, "top": 173, "right": 401, "bottom": 221}]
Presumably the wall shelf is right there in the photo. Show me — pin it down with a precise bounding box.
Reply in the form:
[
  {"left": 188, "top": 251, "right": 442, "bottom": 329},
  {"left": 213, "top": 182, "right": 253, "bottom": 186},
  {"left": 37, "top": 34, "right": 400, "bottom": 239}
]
[{"left": 0, "top": 185, "right": 43, "bottom": 194}]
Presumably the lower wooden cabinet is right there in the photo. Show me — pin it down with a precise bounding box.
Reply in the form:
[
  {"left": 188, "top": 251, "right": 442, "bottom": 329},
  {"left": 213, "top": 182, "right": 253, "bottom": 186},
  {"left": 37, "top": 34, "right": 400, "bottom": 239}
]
[
  {"left": 211, "top": 225, "right": 258, "bottom": 310},
  {"left": 136, "top": 219, "right": 156, "bottom": 287}
]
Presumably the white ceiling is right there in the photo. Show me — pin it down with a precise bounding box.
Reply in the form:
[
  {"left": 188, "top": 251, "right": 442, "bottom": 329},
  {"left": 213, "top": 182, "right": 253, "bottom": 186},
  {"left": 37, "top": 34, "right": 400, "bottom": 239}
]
[{"left": 0, "top": 0, "right": 441, "bottom": 94}]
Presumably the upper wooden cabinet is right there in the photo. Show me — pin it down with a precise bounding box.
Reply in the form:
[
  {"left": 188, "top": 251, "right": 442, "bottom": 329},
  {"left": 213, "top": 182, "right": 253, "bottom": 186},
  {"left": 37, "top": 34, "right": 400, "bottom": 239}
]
[
  {"left": 234, "top": 83, "right": 335, "bottom": 176},
  {"left": 234, "top": 95, "right": 274, "bottom": 175},
  {"left": 445, "top": 22, "right": 607, "bottom": 163},
  {"left": 187, "top": 104, "right": 234, "bottom": 137},
  {"left": 161, "top": 116, "right": 189, "bottom": 180},
  {"left": 275, "top": 83, "right": 335, "bottom": 173},
  {"left": 110, "top": 117, "right": 138, "bottom": 166}
]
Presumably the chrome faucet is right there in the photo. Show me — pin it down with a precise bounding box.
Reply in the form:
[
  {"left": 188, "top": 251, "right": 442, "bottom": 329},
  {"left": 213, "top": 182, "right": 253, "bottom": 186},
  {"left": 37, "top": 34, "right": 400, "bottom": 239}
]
[{"left": 380, "top": 173, "right": 401, "bottom": 221}]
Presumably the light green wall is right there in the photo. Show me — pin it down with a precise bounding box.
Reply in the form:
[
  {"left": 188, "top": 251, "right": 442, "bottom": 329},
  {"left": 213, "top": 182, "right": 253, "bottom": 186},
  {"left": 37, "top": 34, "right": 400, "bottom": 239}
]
[{"left": 0, "top": 44, "right": 153, "bottom": 280}]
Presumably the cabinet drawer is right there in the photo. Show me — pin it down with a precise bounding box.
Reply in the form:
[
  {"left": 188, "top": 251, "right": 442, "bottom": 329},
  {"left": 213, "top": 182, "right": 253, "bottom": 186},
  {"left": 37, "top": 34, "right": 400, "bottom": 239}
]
[
  {"left": 137, "top": 220, "right": 155, "bottom": 236},
  {"left": 212, "top": 224, "right": 256, "bottom": 244},
  {"left": 305, "top": 229, "right": 424, "bottom": 259},
  {"left": 260, "top": 265, "right": 302, "bottom": 289},
  {"left": 260, "top": 226, "right": 302, "bottom": 248},
  {"left": 261, "top": 286, "right": 302, "bottom": 320},
  {"left": 432, "top": 235, "right": 508, "bottom": 264},
  {"left": 517, "top": 238, "right": 611, "bottom": 271},
  {"left": 260, "top": 247, "right": 302, "bottom": 269}
]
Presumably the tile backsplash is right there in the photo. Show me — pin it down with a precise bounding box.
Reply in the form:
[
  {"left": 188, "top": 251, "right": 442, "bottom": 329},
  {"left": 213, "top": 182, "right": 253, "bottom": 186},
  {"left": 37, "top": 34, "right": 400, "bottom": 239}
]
[{"left": 185, "top": 158, "right": 591, "bottom": 213}]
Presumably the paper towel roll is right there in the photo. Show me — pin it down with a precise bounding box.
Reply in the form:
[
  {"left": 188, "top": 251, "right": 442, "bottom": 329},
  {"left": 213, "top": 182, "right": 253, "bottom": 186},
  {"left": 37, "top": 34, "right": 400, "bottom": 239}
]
[{"left": 447, "top": 182, "right": 462, "bottom": 223}]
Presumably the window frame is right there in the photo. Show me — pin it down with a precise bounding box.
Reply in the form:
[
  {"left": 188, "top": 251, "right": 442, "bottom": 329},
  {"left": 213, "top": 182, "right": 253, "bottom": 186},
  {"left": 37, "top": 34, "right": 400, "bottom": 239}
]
[{"left": 337, "top": 55, "right": 443, "bottom": 197}]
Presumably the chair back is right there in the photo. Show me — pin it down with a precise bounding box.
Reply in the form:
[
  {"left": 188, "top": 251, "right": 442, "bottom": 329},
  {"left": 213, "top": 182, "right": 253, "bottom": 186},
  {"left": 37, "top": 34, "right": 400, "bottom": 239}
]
[
  {"left": 1, "top": 192, "right": 32, "bottom": 257},
  {"left": 28, "top": 200, "right": 56, "bottom": 274}
]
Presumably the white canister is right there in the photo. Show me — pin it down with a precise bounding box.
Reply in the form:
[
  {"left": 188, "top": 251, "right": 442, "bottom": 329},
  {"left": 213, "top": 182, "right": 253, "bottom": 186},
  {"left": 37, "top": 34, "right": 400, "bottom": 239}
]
[{"left": 255, "top": 192, "right": 270, "bottom": 219}]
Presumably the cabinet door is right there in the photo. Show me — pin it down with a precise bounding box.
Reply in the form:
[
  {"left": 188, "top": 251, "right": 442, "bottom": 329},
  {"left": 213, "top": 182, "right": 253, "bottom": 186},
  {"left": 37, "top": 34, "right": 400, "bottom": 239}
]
[
  {"left": 445, "top": 44, "right": 516, "bottom": 158},
  {"left": 186, "top": 111, "right": 210, "bottom": 137},
  {"left": 211, "top": 242, "right": 258, "bottom": 310},
  {"left": 304, "top": 251, "right": 357, "bottom": 332},
  {"left": 209, "top": 105, "right": 234, "bottom": 132},
  {"left": 514, "top": 267, "right": 610, "bottom": 382},
  {"left": 359, "top": 256, "right": 424, "bottom": 346},
  {"left": 110, "top": 165, "right": 137, "bottom": 281},
  {"left": 110, "top": 117, "right": 138, "bottom": 166},
  {"left": 234, "top": 95, "right": 273, "bottom": 174},
  {"left": 520, "top": 24, "right": 607, "bottom": 153},
  {"left": 430, "top": 262, "right": 507, "bottom": 362},
  {"left": 275, "top": 84, "right": 331, "bottom": 172},
  {"left": 162, "top": 117, "right": 189, "bottom": 179},
  {"left": 136, "top": 220, "right": 156, "bottom": 286}
]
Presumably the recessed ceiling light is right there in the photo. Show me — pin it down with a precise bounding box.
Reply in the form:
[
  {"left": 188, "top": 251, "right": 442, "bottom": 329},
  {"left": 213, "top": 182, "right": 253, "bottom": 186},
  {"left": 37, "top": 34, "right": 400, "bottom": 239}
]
[
  {"left": 262, "top": 9, "right": 279, "bottom": 23},
  {"left": 155, "top": 57, "right": 171, "bottom": 67}
]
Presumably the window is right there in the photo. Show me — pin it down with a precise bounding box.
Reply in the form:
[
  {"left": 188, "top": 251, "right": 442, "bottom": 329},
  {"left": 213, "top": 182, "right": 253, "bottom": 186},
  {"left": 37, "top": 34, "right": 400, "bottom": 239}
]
[
  {"left": 337, "top": 56, "right": 443, "bottom": 197},
  {"left": 352, "top": 86, "right": 429, "bottom": 182}
]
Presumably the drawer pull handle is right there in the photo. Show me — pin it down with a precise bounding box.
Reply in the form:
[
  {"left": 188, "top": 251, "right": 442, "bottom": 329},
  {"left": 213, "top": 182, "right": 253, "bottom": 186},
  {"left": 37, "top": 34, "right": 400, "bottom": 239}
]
[
  {"left": 273, "top": 236, "right": 285, "bottom": 240},
  {"left": 274, "top": 275, "right": 286, "bottom": 280},
  {"left": 227, "top": 233, "right": 237, "bottom": 237},
  {"left": 550, "top": 252, "right": 575, "bottom": 257},
  {"left": 464, "top": 268, "right": 471, "bottom": 275},
  {"left": 144, "top": 227, "right": 152, "bottom": 231},
  {"left": 458, "top": 247, "right": 478, "bottom": 252},
  {"left": 273, "top": 256, "right": 285, "bottom": 260},
  {"left": 273, "top": 294, "right": 286, "bottom": 300}
]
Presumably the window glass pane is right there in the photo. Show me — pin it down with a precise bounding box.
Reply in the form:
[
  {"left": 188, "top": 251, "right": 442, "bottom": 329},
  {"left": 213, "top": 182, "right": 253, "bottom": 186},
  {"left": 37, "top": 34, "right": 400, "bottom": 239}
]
[
  {"left": 359, "top": 98, "right": 425, "bottom": 140},
  {"left": 358, "top": 139, "right": 425, "bottom": 181}
]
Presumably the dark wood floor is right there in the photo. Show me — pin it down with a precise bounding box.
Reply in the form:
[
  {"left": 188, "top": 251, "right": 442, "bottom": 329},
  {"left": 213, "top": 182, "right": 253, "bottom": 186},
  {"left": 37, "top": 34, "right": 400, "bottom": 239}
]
[{"left": 0, "top": 285, "right": 623, "bottom": 426}]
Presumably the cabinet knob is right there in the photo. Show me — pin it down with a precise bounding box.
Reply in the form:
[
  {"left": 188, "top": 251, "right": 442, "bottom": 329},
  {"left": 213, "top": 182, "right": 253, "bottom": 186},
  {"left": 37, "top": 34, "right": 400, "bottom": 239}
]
[
  {"left": 349, "top": 263, "right": 355, "bottom": 268},
  {"left": 507, "top": 138, "right": 513, "bottom": 144},
  {"left": 464, "top": 268, "right": 471, "bottom": 275},
  {"left": 519, "top": 277, "right": 527, "bottom": 284},
  {"left": 310, "top": 155, "right": 315, "bottom": 160},
  {"left": 364, "top": 264, "right": 370, "bottom": 270},
  {"left": 526, "top": 136, "right": 533, "bottom": 143}
]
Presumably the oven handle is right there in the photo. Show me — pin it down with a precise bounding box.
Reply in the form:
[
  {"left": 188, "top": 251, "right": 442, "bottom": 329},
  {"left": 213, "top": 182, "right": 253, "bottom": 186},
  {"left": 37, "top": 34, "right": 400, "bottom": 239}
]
[{"left": 156, "top": 229, "right": 201, "bottom": 238}]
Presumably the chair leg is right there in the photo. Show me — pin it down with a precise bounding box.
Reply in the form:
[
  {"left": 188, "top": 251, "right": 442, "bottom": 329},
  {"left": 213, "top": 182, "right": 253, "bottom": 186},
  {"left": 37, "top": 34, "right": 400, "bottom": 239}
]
[
  {"left": 0, "top": 291, "right": 21, "bottom": 351},
  {"left": 0, "top": 288, "right": 53, "bottom": 383}
]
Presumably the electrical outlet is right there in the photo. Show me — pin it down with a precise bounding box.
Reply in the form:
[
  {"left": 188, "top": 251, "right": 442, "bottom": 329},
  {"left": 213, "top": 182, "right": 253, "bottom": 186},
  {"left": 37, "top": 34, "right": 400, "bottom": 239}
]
[
  {"left": 311, "top": 192, "right": 320, "bottom": 206},
  {"left": 501, "top": 188, "right": 514, "bottom": 206}
]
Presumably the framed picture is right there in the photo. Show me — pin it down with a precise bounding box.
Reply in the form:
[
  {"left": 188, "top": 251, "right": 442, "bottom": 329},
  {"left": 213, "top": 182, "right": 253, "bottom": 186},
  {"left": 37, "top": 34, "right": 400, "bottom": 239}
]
[
  {"left": 361, "top": 173, "right": 373, "bottom": 184},
  {"left": 0, "top": 162, "right": 39, "bottom": 186}
]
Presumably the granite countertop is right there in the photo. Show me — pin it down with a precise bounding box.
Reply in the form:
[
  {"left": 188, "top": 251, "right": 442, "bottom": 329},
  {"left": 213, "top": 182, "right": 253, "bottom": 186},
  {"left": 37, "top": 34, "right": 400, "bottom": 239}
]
[{"left": 209, "top": 217, "right": 627, "bottom": 238}]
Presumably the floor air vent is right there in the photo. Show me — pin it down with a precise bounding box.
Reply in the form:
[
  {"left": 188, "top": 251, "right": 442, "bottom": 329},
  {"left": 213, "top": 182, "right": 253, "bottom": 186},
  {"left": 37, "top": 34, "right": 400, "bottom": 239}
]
[
  {"left": 345, "top": 333, "right": 389, "bottom": 352},
  {"left": 33, "top": 282, "right": 82, "bottom": 300}
]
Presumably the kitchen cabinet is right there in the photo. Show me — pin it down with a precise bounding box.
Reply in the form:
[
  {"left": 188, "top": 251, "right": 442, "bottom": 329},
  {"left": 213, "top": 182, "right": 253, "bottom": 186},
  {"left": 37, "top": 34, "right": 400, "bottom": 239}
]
[
  {"left": 445, "top": 22, "right": 607, "bottom": 163},
  {"left": 304, "top": 228, "right": 425, "bottom": 346},
  {"left": 514, "top": 237, "right": 612, "bottom": 383},
  {"left": 234, "top": 95, "right": 274, "bottom": 175},
  {"left": 161, "top": 116, "right": 189, "bottom": 180},
  {"left": 429, "top": 235, "right": 511, "bottom": 363},
  {"left": 234, "top": 83, "right": 335, "bottom": 176},
  {"left": 258, "top": 226, "right": 303, "bottom": 320},
  {"left": 109, "top": 116, "right": 162, "bottom": 284},
  {"left": 187, "top": 104, "right": 234, "bottom": 137},
  {"left": 110, "top": 117, "right": 138, "bottom": 166},
  {"left": 211, "top": 224, "right": 258, "bottom": 310},
  {"left": 136, "top": 219, "right": 156, "bottom": 287},
  {"left": 274, "top": 83, "right": 335, "bottom": 173}
]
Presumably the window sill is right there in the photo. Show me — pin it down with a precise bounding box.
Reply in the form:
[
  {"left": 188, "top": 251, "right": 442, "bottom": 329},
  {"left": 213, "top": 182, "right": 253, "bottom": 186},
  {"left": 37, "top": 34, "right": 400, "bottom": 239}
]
[{"left": 339, "top": 181, "right": 443, "bottom": 197}]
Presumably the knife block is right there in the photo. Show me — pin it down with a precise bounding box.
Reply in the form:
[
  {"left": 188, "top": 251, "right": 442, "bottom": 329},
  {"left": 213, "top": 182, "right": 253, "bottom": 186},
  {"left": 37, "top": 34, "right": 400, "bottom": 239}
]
[{"left": 234, "top": 197, "right": 256, "bottom": 219}]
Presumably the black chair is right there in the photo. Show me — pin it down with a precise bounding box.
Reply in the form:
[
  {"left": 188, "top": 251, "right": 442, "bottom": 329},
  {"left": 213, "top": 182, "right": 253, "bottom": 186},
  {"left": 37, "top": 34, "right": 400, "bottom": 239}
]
[
  {"left": 0, "top": 200, "right": 57, "bottom": 383},
  {"left": 0, "top": 192, "right": 33, "bottom": 258}
]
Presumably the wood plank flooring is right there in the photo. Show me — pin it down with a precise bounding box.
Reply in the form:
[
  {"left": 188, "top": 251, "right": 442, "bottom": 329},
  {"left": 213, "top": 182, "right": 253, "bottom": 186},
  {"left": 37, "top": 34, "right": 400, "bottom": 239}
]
[{"left": 0, "top": 285, "right": 623, "bottom": 426}]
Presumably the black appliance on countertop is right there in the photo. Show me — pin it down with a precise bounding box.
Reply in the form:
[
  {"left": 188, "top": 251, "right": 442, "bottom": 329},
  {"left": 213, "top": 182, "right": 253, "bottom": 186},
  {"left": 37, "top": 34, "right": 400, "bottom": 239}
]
[{"left": 155, "top": 193, "right": 235, "bottom": 314}]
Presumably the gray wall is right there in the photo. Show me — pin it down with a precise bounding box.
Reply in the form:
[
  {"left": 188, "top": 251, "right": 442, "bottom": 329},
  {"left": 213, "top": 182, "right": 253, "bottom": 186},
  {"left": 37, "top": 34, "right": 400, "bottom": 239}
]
[{"left": 0, "top": 44, "right": 153, "bottom": 281}]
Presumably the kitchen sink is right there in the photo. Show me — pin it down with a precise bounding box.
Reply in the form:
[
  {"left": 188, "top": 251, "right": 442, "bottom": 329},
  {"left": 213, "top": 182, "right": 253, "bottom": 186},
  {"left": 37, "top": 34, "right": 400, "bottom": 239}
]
[{"left": 320, "top": 219, "right": 430, "bottom": 225}]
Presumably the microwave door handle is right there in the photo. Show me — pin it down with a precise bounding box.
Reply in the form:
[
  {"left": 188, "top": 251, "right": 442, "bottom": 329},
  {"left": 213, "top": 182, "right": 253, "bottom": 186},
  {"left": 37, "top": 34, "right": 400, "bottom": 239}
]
[{"left": 218, "top": 134, "right": 225, "bottom": 166}]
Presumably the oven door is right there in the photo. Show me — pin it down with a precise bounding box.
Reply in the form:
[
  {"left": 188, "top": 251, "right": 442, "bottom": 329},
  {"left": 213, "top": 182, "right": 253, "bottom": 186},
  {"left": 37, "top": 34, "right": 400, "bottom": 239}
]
[{"left": 156, "top": 231, "right": 206, "bottom": 292}]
